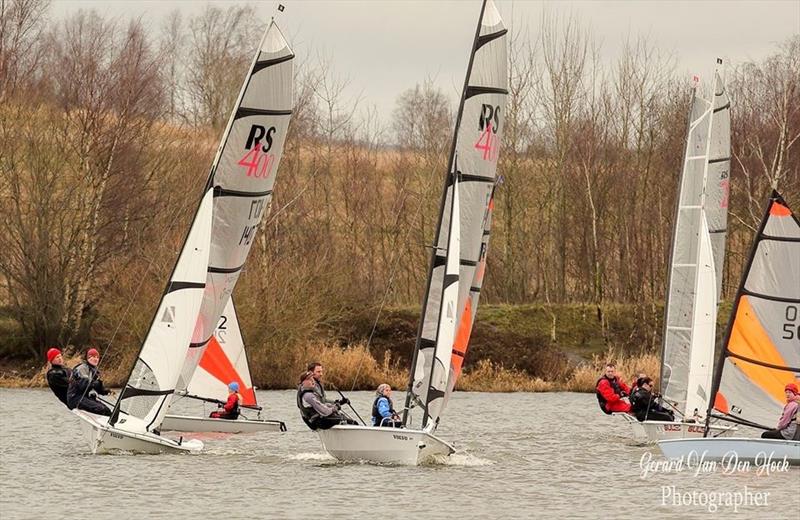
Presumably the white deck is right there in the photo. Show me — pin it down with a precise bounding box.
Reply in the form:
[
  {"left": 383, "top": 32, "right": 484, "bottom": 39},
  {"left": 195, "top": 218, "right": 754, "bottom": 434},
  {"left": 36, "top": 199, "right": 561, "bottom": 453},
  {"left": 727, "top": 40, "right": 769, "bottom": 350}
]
[
  {"left": 614, "top": 413, "right": 737, "bottom": 443},
  {"left": 73, "top": 410, "right": 203, "bottom": 454},
  {"left": 161, "top": 414, "right": 285, "bottom": 433},
  {"left": 317, "top": 425, "right": 455, "bottom": 465}
]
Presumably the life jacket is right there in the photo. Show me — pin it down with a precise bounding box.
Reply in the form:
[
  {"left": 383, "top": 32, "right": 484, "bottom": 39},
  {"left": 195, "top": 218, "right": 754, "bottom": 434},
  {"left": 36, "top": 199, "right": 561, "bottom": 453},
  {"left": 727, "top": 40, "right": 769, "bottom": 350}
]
[
  {"left": 224, "top": 393, "right": 241, "bottom": 418},
  {"left": 297, "top": 385, "right": 320, "bottom": 428},
  {"left": 372, "top": 395, "right": 397, "bottom": 426},
  {"left": 595, "top": 376, "right": 625, "bottom": 414}
]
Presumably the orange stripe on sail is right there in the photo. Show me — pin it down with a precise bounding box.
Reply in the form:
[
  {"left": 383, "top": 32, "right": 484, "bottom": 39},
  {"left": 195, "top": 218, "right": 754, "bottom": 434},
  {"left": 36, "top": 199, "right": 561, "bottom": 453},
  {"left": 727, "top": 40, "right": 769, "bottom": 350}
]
[
  {"left": 450, "top": 298, "right": 474, "bottom": 382},
  {"left": 198, "top": 337, "right": 256, "bottom": 406},
  {"left": 727, "top": 295, "right": 790, "bottom": 404},
  {"left": 769, "top": 201, "right": 791, "bottom": 217},
  {"left": 713, "top": 391, "right": 729, "bottom": 415}
]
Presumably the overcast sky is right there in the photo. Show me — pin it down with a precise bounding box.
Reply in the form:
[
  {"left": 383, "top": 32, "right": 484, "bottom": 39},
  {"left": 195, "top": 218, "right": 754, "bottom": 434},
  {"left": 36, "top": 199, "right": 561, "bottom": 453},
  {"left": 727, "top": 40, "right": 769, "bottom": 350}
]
[{"left": 52, "top": 0, "right": 800, "bottom": 126}]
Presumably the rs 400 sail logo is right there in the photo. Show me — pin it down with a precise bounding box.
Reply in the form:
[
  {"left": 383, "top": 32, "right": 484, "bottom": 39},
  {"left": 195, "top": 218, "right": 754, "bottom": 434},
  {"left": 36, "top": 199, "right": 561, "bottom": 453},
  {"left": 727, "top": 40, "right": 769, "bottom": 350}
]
[
  {"left": 475, "top": 104, "right": 500, "bottom": 162},
  {"left": 239, "top": 124, "right": 278, "bottom": 178}
]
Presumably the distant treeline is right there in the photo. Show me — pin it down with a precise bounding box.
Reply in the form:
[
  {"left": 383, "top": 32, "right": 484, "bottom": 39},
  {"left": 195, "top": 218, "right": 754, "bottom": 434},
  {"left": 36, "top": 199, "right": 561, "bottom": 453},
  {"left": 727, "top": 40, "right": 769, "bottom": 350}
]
[{"left": 0, "top": 1, "right": 798, "bottom": 376}]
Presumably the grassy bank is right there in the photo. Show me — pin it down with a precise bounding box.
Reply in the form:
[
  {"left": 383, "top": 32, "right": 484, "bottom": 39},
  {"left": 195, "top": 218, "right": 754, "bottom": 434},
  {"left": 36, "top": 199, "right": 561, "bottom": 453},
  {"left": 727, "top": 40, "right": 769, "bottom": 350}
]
[{"left": 1, "top": 303, "right": 686, "bottom": 392}]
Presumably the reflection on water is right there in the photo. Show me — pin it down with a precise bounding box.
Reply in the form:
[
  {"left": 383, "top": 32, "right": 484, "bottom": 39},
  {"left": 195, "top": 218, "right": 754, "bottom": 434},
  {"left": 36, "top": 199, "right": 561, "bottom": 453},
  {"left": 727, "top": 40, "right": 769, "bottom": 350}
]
[{"left": 0, "top": 389, "right": 796, "bottom": 519}]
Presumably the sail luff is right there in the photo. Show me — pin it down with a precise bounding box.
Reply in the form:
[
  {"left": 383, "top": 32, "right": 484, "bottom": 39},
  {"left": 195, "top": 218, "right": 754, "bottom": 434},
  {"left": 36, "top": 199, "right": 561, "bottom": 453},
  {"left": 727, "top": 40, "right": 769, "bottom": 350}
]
[{"left": 403, "top": 0, "right": 491, "bottom": 425}]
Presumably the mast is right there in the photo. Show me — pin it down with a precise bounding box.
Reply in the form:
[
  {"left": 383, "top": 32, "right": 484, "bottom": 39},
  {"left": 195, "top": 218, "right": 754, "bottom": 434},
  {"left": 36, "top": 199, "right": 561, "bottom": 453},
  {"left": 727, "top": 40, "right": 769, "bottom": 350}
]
[{"left": 403, "top": 0, "right": 491, "bottom": 425}]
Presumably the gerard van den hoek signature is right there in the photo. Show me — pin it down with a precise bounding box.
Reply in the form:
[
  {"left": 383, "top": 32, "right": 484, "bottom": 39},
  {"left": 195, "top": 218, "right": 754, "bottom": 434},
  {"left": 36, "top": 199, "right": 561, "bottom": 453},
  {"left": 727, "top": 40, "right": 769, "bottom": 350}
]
[{"left": 639, "top": 450, "right": 790, "bottom": 478}]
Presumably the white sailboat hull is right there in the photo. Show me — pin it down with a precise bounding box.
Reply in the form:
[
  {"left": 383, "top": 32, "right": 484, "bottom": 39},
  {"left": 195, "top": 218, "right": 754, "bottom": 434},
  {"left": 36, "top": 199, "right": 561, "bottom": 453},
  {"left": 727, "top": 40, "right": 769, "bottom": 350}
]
[
  {"left": 658, "top": 437, "right": 800, "bottom": 465},
  {"left": 614, "top": 413, "right": 736, "bottom": 443},
  {"left": 317, "top": 425, "right": 455, "bottom": 465},
  {"left": 161, "top": 414, "right": 286, "bottom": 433},
  {"left": 73, "top": 410, "right": 203, "bottom": 455}
]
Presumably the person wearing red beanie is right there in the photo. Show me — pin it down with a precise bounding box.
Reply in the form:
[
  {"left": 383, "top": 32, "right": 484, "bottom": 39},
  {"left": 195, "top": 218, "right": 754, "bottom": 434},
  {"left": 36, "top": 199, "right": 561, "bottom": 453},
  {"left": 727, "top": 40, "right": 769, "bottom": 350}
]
[
  {"left": 45, "top": 348, "right": 70, "bottom": 407},
  {"left": 66, "top": 348, "right": 112, "bottom": 416},
  {"left": 761, "top": 383, "right": 800, "bottom": 440}
]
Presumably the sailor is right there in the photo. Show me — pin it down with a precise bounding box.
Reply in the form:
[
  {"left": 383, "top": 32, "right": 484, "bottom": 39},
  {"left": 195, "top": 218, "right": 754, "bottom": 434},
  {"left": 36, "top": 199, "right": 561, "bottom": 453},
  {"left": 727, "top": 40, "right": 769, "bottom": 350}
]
[
  {"left": 67, "top": 348, "right": 112, "bottom": 416},
  {"left": 209, "top": 382, "right": 241, "bottom": 420},
  {"left": 296, "top": 371, "right": 356, "bottom": 430},
  {"left": 761, "top": 383, "right": 800, "bottom": 440},
  {"left": 629, "top": 372, "right": 648, "bottom": 397},
  {"left": 595, "top": 362, "right": 631, "bottom": 414},
  {"left": 45, "top": 347, "right": 70, "bottom": 407},
  {"left": 371, "top": 383, "right": 401, "bottom": 427},
  {"left": 629, "top": 377, "right": 674, "bottom": 422},
  {"left": 307, "top": 361, "right": 345, "bottom": 406}
]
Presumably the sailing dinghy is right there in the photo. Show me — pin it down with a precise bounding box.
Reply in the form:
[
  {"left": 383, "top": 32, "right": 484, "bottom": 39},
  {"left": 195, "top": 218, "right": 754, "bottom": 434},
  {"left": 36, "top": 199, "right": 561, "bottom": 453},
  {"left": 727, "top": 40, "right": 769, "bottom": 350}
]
[
  {"left": 316, "top": 0, "right": 507, "bottom": 465},
  {"left": 163, "top": 19, "right": 294, "bottom": 433},
  {"left": 659, "top": 191, "right": 800, "bottom": 464},
  {"left": 73, "top": 18, "right": 294, "bottom": 453},
  {"left": 162, "top": 298, "right": 286, "bottom": 433},
  {"left": 73, "top": 189, "right": 213, "bottom": 454},
  {"left": 618, "top": 68, "right": 736, "bottom": 443}
]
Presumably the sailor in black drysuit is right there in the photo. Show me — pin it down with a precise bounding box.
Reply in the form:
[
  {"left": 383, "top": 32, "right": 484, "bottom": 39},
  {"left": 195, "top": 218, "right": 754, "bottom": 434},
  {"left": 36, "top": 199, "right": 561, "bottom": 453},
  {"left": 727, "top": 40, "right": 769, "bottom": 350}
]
[
  {"left": 45, "top": 348, "right": 70, "bottom": 407},
  {"left": 67, "top": 348, "right": 112, "bottom": 416},
  {"left": 630, "top": 377, "right": 675, "bottom": 422},
  {"left": 296, "top": 371, "right": 356, "bottom": 430}
]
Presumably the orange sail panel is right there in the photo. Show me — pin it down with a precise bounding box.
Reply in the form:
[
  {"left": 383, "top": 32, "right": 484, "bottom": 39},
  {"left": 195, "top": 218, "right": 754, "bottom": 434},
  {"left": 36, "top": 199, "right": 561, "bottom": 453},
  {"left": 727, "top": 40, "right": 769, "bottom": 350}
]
[
  {"left": 451, "top": 299, "right": 474, "bottom": 381},
  {"left": 727, "top": 295, "right": 790, "bottom": 404},
  {"left": 198, "top": 337, "right": 257, "bottom": 406}
]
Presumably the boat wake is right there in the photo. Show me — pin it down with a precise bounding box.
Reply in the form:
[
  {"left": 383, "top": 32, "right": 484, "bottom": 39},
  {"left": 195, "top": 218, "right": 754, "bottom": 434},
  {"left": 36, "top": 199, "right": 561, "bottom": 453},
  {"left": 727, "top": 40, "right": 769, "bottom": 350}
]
[
  {"left": 440, "top": 451, "right": 494, "bottom": 467},
  {"left": 289, "top": 452, "right": 336, "bottom": 462}
]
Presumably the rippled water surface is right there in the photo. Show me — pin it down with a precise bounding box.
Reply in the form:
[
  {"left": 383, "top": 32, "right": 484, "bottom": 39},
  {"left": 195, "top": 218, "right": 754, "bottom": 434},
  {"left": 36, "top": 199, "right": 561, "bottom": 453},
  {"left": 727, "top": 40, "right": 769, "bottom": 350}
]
[{"left": 1, "top": 389, "right": 797, "bottom": 519}]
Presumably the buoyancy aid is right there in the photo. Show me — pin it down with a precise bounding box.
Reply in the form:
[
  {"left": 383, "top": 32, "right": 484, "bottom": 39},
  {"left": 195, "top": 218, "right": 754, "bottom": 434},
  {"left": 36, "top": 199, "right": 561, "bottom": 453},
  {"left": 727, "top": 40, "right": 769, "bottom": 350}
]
[
  {"left": 595, "top": 376, "right": 626, "bottom": 414},
  {"left": 371, "top": 395, "right": 397, "bottom": 426},
  {"left": 224, "top": 393, "right": 240, "bottom": 417},
  {"left": 297, "top": 385, "right": 320, "bottom": 428}
]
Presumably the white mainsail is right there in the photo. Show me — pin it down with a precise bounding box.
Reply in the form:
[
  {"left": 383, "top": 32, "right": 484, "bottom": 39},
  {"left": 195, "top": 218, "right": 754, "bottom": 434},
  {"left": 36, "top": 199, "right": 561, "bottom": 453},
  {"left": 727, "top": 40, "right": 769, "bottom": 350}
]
[
  {"left": 683, "top": 213, "right": 718, "bottom": 418},
  {"left": 184, "top": 298, "right": 258, "bottom": 407},
  {"left": 660, "top": 70, "right": 730, "bottom": 416},
  {"left": 709, "top": 192, "right": 800, "bottom": 429},
  {"left": 405, "top": 0, "right": 508, "bottom": 430},
  {"left": 110, "top": 189, "right": 213, "bottom": 431},
  {"left": 176, "top": 20, "right": 294, "bottom": 393}
]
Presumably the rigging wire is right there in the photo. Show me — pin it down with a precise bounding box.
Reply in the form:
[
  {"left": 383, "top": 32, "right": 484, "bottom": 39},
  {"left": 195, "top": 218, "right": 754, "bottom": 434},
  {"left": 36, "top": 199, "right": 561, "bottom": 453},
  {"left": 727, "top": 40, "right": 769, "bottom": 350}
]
[{"left": 348, "top": 181, "right": 430, "bottom": 393}]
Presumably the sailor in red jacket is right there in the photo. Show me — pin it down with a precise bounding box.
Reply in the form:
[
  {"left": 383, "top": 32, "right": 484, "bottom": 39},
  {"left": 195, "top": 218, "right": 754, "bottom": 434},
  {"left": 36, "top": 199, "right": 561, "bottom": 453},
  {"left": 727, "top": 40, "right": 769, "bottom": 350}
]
[
  {"left": 210, "top": 382, "right": 241, "bottom": 420},
  {"left": 596, "top": 362, "right": 631, "bottom": 414}
]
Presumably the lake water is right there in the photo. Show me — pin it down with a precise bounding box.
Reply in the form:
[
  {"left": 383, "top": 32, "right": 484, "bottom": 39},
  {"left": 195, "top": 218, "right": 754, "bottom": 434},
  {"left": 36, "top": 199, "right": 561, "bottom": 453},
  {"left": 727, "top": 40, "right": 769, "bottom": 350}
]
[{"left": 1, "top": 389, "right": 797, "bottom": 519}]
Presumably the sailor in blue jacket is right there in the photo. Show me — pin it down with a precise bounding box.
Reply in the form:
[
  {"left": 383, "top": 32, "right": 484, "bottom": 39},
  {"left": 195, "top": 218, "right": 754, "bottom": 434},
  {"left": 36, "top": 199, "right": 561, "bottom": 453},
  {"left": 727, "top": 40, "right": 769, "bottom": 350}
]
[{"left": 371, "top": 384, "right": 401, "bottom": 427}]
